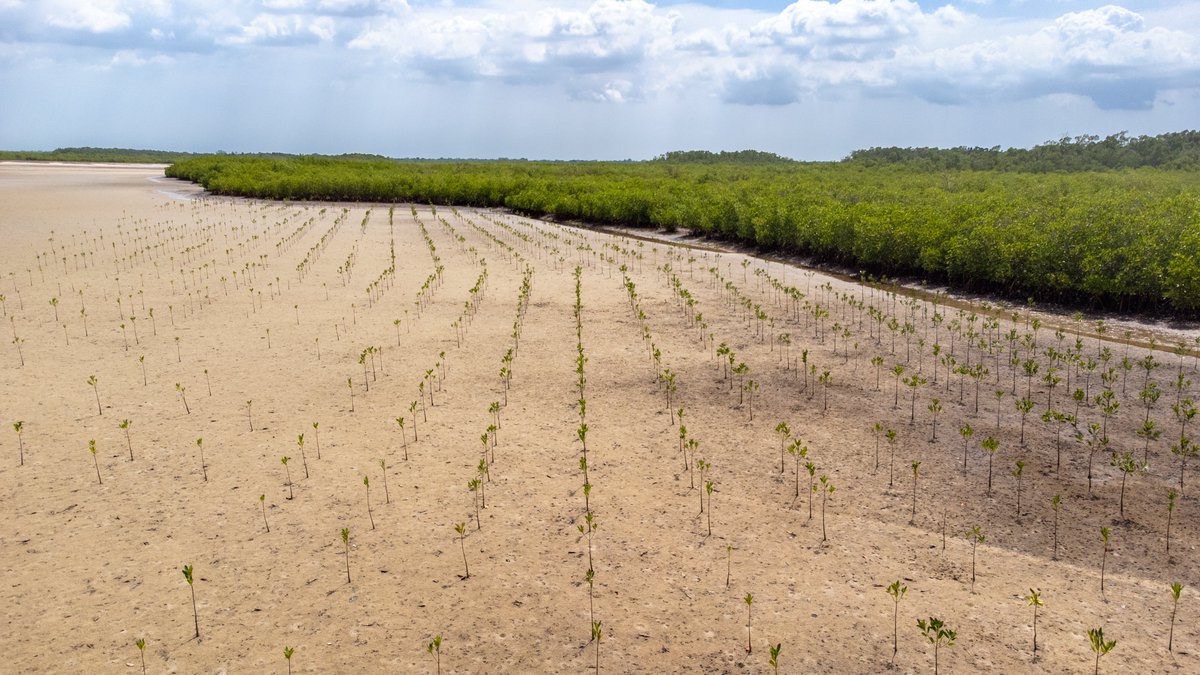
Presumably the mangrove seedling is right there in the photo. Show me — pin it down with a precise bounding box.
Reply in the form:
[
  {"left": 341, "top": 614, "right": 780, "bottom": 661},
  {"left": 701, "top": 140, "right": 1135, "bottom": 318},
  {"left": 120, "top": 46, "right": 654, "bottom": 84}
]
[
  {"left": 591, "top": 620, "right": 602, "bottom": 672},
  {"left": 886, "top": 429, "right": 898, "bottom": 488},
  {"left": 1087, "top": 627, "right": 1116, "bottom": 675},
  {"left": 246, "top": 400, "right": 253, "bottom": 431},
  {"left": 119, "top": 419, "right": 133, "bottom": 461},
  {"left": 88, "top": 374, "right": 101, "bottom": 415},
  {"left": 1012, "top": 460, "right": 1025, "bottom": 518},
  {"left": 819, "top": 476, "right": 835, "bottom": 541},
  {"left": 1169, "top": 583, "right": 1183, "bottom": 652},
  {"left": 182, "top": 564, "right": 199, "bottom": 639},
  {"left": 775, "top": 421, "right": 791, "bottom": 474},
  {"left": 427, "top": 635, "right": 443, "bottom": 675},
  {"left": 968, "top": 526, "right": 985, "bottom": 590},
  {"left": 135, "top": 638, "right": 146, "bottom": 675},
  {"left": 1100, "top": 526, "right": 1111, "bottom": 596},
  {"left": 455, "top": 522, "right": 469, "bottom": 579},
  {"left": 769, "top": 642, "right": 782, "bottom": 674},
  {"left": 1167, "top": 490, "right": 1177, "bottom": 556},
  {"left": 910, "top": 461, "right": 921, "bottom": 523},
  {"left": 1111, "top": 451, "right": 1138, "bottom": 517},
  {"left": 887, "top": 580, "right": 907, "bottom": 661},
  {"left": 89, "top": 439, "right": 101, "bottom": 485},
  {"left": 14, "top": 420, "right": 24, "bottom": 466},
  {"left": 982, "top": 435, "right": 999, "bottom": 494},
  {"left": 259, "top": 494, "right": 269, "bottom": 533},
  {"left": 281, "top": 456, "right": 294, "bottom": 500},
  {"left": 916, "top": 617, "right": 956, "bottom": 675},
  {"left": 284, "top": 646, "right": 294, "bottom": 675},
  {"left": 1025, "top": 588, "right": 1043, "bottom": 654},
  {"left": 1051, "top": 495, "right": 1062, "bottom": 560},
  {"left": 196, "top": 438, "right": 207, "bottom": 482},
  {"left": 175, "top": 383, "right": 189, "bottom": 415},
  {"left": 379, "top": 459, "right": 390, "bottom": 504},
  {"left": 705, "top": 480, "right": 715, "bottom": 536},
  {"left": 312, "top": 421, "right": 321, "bottom": 459},
  {"left": 296, "top": 434, "right": 309, "bottom": 478},
  {"left": 396, "top": 417, "right": 408, "bottom": 460},
  {"left": 364, "top": 476, "right": 375, "bottom": 530},
  {"left": 341, "top": 527, "right": 351, "bottom": 583},
  {"left": 745, "top": 592, "right": 754, "bottom": 654}
]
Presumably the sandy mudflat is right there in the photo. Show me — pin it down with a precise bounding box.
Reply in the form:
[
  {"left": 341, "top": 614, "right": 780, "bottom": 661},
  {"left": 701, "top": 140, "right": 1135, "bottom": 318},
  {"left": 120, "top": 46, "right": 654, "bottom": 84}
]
[{"left": 0, "top": 162, "right": 1197, "bottom": 673}]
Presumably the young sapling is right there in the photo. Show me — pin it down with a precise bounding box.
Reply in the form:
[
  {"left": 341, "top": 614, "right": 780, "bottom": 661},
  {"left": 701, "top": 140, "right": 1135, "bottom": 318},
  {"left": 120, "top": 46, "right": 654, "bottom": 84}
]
[
  {"left": 281, "top": 456, "right": 294, "bottom": 500},
  {"left": 887, "top": 580, "right": 907, "bottom": 661},
  {"left": 1051, "top": 495, "right": 1062, "bottom": 560},
  {"left": 396, "top": 417, "right": 408, "bottom": 460},
  {"left": 968, "top": 526, "right": 985, "bottom": 590},
  {"left": 916, "top": 617, "right": 956, "bottom": 675},
  {"left": 341, "top": 527, "right": 351, "bottom": 583},
  {"left": 119, "top": 419, "right": 133, "bottom": 460},
  {"left": 175, "top": 383, "right": 189, "bottom": 415},
  {"left": 705, "top": 480, "right": 714, "bottom": 536},
  {"left": 135, "top": 638, "right": 146, "bottom": 675},
  {"left": 455, "top": 522, "right": 469, "bottom": 579},
  {"left": 591, "top": 620, "right": 602, "bottom": 673},
  {"left": 744, "top": 592, "right": 754, "bottom": 654},
  {"left": 1025, "top": 588, "right": 1043, "bottom": 654},
  {"left": 89, "top": 439, "right": 101, "bottom": 484},
  {"left": 1169, "top": 583, "right": 1183, "bottom": 652},
  {"left": 297, "top": 434, "right": 309, "bottom": 478},
  {"left": 182, "top": 564, "right": 199, "bottom": 639},
  {"left": 427, "top": 635, "right": 443, "bottom": 675},
  {"left": 1087, "top": 627, "right": 1116, "bottom": 675},
  {"left": 1166, "top": 490, "right": 1177, "bottom": 556},
  {"left": 88, "top": 374, "right": 101, "bottom": 415},
  {"left": 14, "top": 420, "right": 24, "bottom": 466},
  {"left": 910, "top": 461, "right": 921, "bottom": 523},
  {"left": 819, "top": 476, "right": 835, "bottom": 541},
  {"left": 1100, "top": 526, "right": 1111, "bottom": 596},
  {"left": 379, "top": 459, "right": 390, "bottom": 503}
]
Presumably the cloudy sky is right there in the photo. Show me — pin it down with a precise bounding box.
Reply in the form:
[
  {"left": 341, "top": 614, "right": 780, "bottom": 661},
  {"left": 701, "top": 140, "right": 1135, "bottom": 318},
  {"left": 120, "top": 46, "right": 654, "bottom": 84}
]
[{"left": 1, "top": 0, "right": 1198, "bottom": 159}]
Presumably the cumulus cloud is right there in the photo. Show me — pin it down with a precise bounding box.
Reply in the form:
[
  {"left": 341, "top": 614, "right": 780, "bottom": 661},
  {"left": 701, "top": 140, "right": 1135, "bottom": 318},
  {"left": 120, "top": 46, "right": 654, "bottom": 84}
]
[
  {"left": 891, "top": 5, "right": 1200, "bottom": 110},
  {"left": 0, "top": 0, "right": 1197, "bottom": 111},
  {"left": 353, "top": 0, "right": 675, "bottom": 77}
]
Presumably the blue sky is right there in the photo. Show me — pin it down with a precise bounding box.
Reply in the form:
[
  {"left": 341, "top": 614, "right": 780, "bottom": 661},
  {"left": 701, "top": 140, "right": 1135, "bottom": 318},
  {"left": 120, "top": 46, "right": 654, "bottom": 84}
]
[{"left": 1, "top": 0, "right": 1198, "bottom": 160}]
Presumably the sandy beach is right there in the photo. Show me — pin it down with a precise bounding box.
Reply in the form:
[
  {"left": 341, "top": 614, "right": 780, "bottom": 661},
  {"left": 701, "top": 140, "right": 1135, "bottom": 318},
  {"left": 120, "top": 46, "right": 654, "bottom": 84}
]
[{"left": 1, "top": 162, "right": 1197, "bottom": 673}]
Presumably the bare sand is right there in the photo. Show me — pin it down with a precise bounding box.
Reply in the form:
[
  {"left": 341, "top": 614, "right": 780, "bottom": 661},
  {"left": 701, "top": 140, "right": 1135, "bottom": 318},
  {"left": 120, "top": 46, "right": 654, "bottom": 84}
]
[{"left": 1, "top": 162, "right": 1197, "bottom": 673}]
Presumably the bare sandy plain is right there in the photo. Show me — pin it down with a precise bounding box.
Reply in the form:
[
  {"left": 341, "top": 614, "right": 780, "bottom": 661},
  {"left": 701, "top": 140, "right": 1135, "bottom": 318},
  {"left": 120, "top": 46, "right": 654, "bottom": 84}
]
[{"left": 1, "top": 162, "right": 1198, "bottom": 673}]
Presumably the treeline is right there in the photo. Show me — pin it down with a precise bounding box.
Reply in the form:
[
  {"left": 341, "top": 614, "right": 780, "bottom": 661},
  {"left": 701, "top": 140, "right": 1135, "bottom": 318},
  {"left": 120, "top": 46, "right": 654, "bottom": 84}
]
[
  {"left": 0, "top": 147, "right": 201, "bottom": 163},
  {"left": 0, "top": 147, "right": 396, "bottom": 164},
  {"left": 847, "top": 131, "right": 1200, "bottom": 172},
  {"left": 166, "top": 155, "right": 1200, "bottom": 315}
]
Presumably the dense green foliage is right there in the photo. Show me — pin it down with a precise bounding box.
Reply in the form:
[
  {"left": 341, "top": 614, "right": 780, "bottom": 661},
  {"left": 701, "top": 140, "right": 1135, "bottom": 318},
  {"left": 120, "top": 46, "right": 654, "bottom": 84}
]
[
  {"left": 167, "top": 154, "right": 1200, "bottom": 314},
  {"left": 847, "top": 131, "right": 1200, "bottom": 172},
  {"left": 0, "top": 147, "right": 201, "bottom": 163},
  {"left": 0, "top": 147, "right": 395, "bottom": 164}
]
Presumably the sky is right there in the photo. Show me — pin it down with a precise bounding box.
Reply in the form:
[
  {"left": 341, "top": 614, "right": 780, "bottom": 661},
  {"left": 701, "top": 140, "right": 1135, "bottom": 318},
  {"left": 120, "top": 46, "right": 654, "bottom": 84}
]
[{"left": 0, "top": 0, "right": 1198, "bottom": 160}]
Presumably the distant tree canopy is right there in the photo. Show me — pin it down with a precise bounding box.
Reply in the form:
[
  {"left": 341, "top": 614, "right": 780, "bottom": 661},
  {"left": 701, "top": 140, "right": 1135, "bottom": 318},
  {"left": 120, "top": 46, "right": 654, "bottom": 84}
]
[
  {"left": 845, "top": 131, "right": 1200, "bottom": 172},
  {"left": 652, "top": 150, "right": 797, "bottom": 165},
  {"left": 0, "top": 147, "right": 199, "bottom": 163},
  {"left": 167, "top": 149, "right": 1200, "bottom": 316}
]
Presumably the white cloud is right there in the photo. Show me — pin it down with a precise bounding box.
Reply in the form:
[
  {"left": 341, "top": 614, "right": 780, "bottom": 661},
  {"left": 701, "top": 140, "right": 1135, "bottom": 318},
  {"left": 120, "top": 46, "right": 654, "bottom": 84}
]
[
  {"left": 44, "top": 0, "right": 131, "bottom": 32},
  {"left": 890, "top": 5, "right": 1200, "bottom": 109},
  {"left": 217, "top": 13, "right": 339, "bottom": 46},
  {"left": 2, "top": 0, "right": 1198, "bottom": 113}
]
